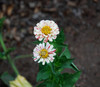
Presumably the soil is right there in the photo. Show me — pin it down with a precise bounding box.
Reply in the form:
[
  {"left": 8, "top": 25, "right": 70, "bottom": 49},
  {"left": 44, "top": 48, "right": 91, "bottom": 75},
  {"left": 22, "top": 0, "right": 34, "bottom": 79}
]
[{"left": 0, "top": 0, "right": 100, "bottom": 87}]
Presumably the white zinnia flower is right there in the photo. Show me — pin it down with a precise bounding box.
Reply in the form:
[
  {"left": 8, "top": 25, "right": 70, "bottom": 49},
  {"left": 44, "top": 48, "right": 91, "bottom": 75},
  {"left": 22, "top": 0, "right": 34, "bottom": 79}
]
[
  {"left": 33, "top": 42, "right": 56, "bottom": 65},
  {"left": 34, "top": 20, "right": 59, "bottom": 42}
]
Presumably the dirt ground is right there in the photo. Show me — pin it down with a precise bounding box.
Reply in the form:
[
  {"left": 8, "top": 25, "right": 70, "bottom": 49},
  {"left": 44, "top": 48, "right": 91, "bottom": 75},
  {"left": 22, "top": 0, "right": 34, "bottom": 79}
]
[{"left": 0, "top": 0, "right": 100, "bottom": 87}]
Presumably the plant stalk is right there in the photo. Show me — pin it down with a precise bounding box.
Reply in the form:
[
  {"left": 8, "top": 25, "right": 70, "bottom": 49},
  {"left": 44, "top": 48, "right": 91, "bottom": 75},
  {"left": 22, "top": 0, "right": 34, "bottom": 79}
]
[
  {"left": 14, "top": 54, "right": 32, "bottom": 60},
  {"left": 0, "top": 34, "right": 19, "bottom": 75},
  {"left": 71, "top": 63, "right": 79, "bottom": 71},
  {"left": 49, "top": 63, "right": 56, "bottom": 75}
]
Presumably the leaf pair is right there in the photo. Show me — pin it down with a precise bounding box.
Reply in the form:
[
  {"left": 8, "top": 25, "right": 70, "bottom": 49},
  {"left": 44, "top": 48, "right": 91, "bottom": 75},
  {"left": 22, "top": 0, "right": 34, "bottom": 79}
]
[
  {"left": 61, "top": 71, "right": 81, "bottom": 87},
  {"left": 37, "top": 71, "right": 81, "bottom": 87},
  {"left": 0, "top": 72, "right": 15, "bottom": 86},
  {"left": 0, "top": 52, "right": 6, "bottom": 60},
  {"left": 0, "top": 47, "right": 15, "bottom": 60},
  {"left": 58, "top": 57, "right": 74, "bottom": 72},
  {"left": 36, "top": 66, "right": 51, "bottom": 82},
  {"left": 59, "top": 45, "right": 79, "bottom": 71},
  {"left": 60, "top": 45, "right": 71, "bottom": 59}
]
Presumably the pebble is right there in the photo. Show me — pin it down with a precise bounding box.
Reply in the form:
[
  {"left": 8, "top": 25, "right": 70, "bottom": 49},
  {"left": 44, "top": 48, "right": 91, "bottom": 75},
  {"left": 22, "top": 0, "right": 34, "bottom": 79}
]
[
  {"left": 97, "top": 22, "right": 100, "bottom": 27},
  {"left": 28, "top": 2, "right": 35, "bottom": 8}
]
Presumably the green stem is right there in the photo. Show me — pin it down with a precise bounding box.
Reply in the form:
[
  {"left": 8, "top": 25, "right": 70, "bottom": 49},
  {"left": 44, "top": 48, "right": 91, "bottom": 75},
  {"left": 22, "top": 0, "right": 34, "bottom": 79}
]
[
  {"left": 71, "top": 63, "right": 79, "bottom": 71},
  {"left": 14, "top": 54, "right": 32, "bottom": 60},
  {"left": 0, "top": 34, "right": 19, "bottom": 75},
  {"left": 7, "top": 55, "right": 19, "bottom": 75},
  {"left": 49, "top": 63, "right": 56, "bottom": 75},
  {"left": 0, "top": 34, "right": 6, "bottom": 51}
]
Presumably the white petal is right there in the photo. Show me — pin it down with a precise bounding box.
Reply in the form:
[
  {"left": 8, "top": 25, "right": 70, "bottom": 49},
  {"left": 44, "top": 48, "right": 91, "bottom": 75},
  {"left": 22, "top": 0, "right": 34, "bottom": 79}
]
[
  {"left": 42, "top": 43, "right": 45, "bottom": 48},
  {"left": 48, "top": 45, "right": 53, "bottom": 52},
  {"left": 46, "top": 42, "right": 50, "bottom": 49},
  {"left": 53, "top": 36, "right": 57, "bottom": 39},
  {"left": 53, "top": 53, "right": 56, "bottom": 56},
  {"left": 34, "top": 57, "right": 39, "bottom": 61},
  {"left": 48, "top": 57, "right": 53, "bottom": 62},
  {"left": 49, "top": 37, "right": 53, "bottom": 42},
  {"left": 38, "top": 58, "right": 43, "bottom": 63},
  {"left": 45, "top": 58, "right": 50, "bottom": 63},
  {"left": 49, "top": 54, "right": 54, "bottom": 57},
  {"left": 42, "top": 60, "right": 45, "bottom": 65},
  {"left": 39, "top": 37, "right": 43, "bottom": 41}
]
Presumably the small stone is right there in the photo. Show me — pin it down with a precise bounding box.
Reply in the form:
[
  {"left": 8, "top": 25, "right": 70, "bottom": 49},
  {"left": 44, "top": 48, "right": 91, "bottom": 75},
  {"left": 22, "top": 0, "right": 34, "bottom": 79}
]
[
  {"left": 32, "top": 12, "right": 45, "bottom": 19},
  {"left": 20, "top": 1, "right": 25, "bottom": 9},
  {"left": 7, "top": 4, "right": 14, "bottom": 16},
  {"left": 0, "top": 11, "right": 4, "bottom": 19},
  {"left": 97, "top": 22, "right": 100, "bottom": 27},
  {"left": 5, "top": 19, "right": 11, "bottom": 25},
  {"left": 29, "top": 2, "right": 35, "bottom": 8},
  {"left": 21, "top": 29, "right": 27, "bottom": 34},
  {"left": 67, "top": 1, "right": 77, "bottom": 7},
  {"left": 93, "top": 0, "right": 98, "bottom": 3}
]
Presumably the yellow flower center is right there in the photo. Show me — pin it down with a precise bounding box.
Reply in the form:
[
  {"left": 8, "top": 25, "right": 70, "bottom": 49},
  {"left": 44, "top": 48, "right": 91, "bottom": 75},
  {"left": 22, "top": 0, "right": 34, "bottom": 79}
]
[
  {"left": 39, "top": 49, "right": 48, "bottom": 58},
  {"left": 41, "top": 26, "right": 52, "bottom": 35}
]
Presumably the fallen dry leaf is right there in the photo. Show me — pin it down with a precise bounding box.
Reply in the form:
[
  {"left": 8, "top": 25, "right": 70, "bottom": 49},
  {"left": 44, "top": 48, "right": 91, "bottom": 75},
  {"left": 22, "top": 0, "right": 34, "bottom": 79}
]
[
  {"left": 34, "top": 7, "right": 40, "bottom": 13},
  {"left": 67, "top": 1, "right": 77, "bottom": 7},
  {"left": 7, "top": 4, "right": 14, "bottom": 16},
  {"left": 0, "top": 11, "right": 4, "bottom": 19},
  {"left": 2, "top": 4, "right": 7, "bottom": 13},
  {"left": 11, "top": 27, "right": 21, "bottom": 41},
  {"left": 93, "top": 0, "right": 98, "bottom": 3},
  {"left": 42, "top": 8, "right": 57, "bottom": 12}
]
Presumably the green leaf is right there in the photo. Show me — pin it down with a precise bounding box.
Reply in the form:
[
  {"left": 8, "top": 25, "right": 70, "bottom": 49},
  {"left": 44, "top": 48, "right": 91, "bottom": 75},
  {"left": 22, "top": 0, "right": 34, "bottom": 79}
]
[
  {"left": 46, "top": 82, "right": 57, "bottom": 87},
  {"left": 54, "top": 43, "right": 67, "bottom": 48},
  {"left": 38, "top": 80, "right": 59, "bottom": 87},
  {"left": 0, "top": 17, "right": 5, "bottom": 32},
  {"left": 32, "top": 41, "right": 40, "bottom": 44},
  {"left": 55, "top": 56, "right": 74, "bottom": 72},
  {"left": 51, "top": 29, "right": 65, "bottom": 54},
  {"left": 61, "top": 71, "right": 81, "bottom": 87},
  {"left": 37, "top": 82, "right": 46, "bottom": 87},
  {"left": 59, "top": 45, "right": 79, "bottom": 71},
  {"left": 55, "top": 29, "right": 65, "bottom": 43},
  {"left": 37, "top": 80, "right": 58, "bottom": 87},
  {"left": 48, "top": 63, "right": 56, "bottom": 75},
  {"left": 14, "top": 54, "right": 32, "bottom": 61},
  {"left": 64, "top": 47, "right": 71, "bottom": 59},
  {"left": 61, "top": 59, "right": 74, "bottom": 69},
  {"left": 60, "top": 45, "right": 71, "bottom": 59},
  {"left": 0, "top": 52, "right": 6, "bottom": 60},
  {"left": 0, "top": 48, "right": 15, "bottom": 60},
  {"left": 39, "top": 63, "right": 47, "bottom": 71},
  {"left": 5, "top": 47, "right": 16, "bottom": 55},
  {"left": 0, "top": 72, "right": 15, "bottom": 86},
  {"left": 36, "top": 67, "right": 51, "bottom": 82},
  {"left": 33, "top": 39, "right": 44, "bottom": 45}
]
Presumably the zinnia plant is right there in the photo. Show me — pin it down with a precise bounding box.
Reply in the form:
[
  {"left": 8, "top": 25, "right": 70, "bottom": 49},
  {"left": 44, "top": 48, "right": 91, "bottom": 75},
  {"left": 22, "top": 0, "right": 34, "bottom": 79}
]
[
  {"left": 33, "top": 20, "right": 81, "bottom": 87},
  {"left": 0, "top": 17, "right": 81, "bottom": 87}
]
